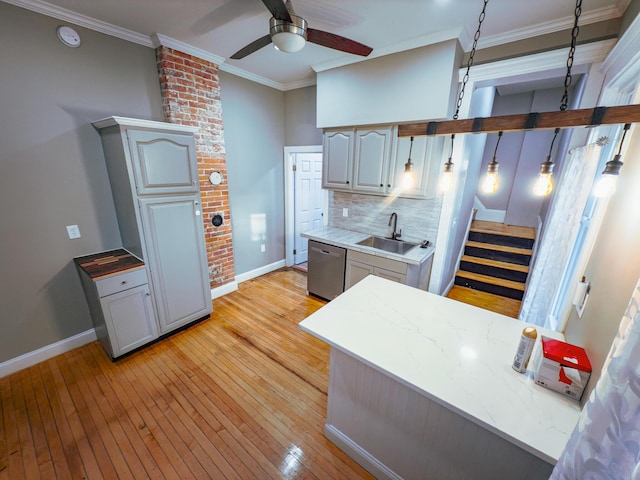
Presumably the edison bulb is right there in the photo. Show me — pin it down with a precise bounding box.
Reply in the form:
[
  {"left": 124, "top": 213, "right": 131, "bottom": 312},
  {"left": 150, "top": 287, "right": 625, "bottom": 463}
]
[
  {"left": 482, "top": 172, "right": 499, "bottom": 194},
  {"left": 439, "top": 170, "right": 454, "bottom": 193},
  {"left": 403, "top": 171, "right": 415, "bottom": 189},
  {"left": 593, "top": 174, "right": 618, "bottom": 198},
  {"left": 533, "top": 173, "right": 553, "bottom": 196}
]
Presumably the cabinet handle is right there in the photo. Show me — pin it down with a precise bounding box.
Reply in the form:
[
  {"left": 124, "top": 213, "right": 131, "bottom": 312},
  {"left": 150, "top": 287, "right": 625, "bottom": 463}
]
[
  {"left": 346, "top": 180, "right": 350, "bottom": 184},
  {"left": 387, "top": 184, "right": 391, "bottom": 188},
  {"left": 121, "top": 281, "right": 127, "bottom": 285},
  {"left": 146, "top": 293, "right": 150, "bottom": 296},
  {"left": 380, "top": 184, "right": 383, "bottom": 187}
]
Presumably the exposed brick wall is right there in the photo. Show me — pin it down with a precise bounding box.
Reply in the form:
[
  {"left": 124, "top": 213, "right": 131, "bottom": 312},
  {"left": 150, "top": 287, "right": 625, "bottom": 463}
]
[{"left": 155, "top": 46, "right": 235, "bottom": 288}]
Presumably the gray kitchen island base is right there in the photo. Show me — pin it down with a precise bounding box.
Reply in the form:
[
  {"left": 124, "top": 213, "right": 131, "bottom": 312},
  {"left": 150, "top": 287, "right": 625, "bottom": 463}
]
[{"left": 325, "top": 349, "right": 553, "bottom": 480}]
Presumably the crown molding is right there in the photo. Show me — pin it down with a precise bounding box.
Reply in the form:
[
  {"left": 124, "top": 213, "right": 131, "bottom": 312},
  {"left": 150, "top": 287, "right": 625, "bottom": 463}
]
[
  {"left": 3, "top": 0, "right": 152, "bottom": 47},
  {"left": 312, "top": 26, "right": 463, "bottom": 74},
  {"left": 476, "top": 5, "right": 624, "bottom": 50},
  {"left": 462, "top": 39, "right": 616, "bottom": 82},
  {"left": 151, "top": 33, "right": 225, "bottom": 65}
]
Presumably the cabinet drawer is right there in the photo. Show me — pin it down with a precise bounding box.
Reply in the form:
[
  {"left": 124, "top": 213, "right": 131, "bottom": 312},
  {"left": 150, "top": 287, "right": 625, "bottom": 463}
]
[
  {"left": 95, "top": 267, "right": 148, "bottom": 297},
  {"left": 347, "top": 250, "right": 408, "bottom": 274}
]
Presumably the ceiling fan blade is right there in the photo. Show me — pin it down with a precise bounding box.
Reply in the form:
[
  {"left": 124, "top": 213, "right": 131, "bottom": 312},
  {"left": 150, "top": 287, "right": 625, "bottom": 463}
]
[
  {"left": 307, "top": 29, "right": 372, "bottom": 57},
  {"left": 230, "top": 34, "right": 273, "bottom": 60},
  {"left": 261, "top": 0, "right": 292, "bottom": 22}
]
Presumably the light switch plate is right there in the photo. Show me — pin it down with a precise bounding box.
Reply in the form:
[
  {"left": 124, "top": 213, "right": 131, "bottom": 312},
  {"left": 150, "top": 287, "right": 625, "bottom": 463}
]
[
  {"left": 66, "top": 225, "right": 81, "bottom": 239},
  {"left": 342, "top": 208, "right": 348, "bottom": 217}
]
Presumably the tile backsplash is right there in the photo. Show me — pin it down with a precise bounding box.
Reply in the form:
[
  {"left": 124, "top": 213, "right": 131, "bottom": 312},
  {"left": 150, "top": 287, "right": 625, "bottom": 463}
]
[{"left": 328, "top": 191, "right": 442, "bottom": 244}]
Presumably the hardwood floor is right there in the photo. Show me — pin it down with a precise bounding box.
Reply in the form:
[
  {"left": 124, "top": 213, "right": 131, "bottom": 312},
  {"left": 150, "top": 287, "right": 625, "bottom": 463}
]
[
  {"left": 447, "top": 285, "right": 522, "bottom": 318},
  {"left": 0, "top": 269, "right": 374, "bottom": 480}
]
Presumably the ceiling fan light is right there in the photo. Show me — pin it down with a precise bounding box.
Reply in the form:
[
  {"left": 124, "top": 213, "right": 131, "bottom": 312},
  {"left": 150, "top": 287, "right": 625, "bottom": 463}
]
[{"left": 270, "top": 16, "right": 307, "bottom": 53}]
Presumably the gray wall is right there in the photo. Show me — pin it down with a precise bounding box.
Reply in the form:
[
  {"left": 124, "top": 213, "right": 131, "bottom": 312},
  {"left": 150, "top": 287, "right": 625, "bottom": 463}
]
[
  {"left": 0, "top": 2, "right": 164, "bottom": 363},
  {"left": 284, "top": 86, "right": 322, "bottom": 146},
  {"left": 564, "top": 126, "right": 640, "bottom": 401},
  {"left": 219, "top": 72, "right": 286, "bottom": 276}
]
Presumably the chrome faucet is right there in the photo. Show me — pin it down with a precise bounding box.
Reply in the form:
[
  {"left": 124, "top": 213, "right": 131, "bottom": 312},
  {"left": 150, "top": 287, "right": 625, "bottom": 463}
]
[{"left": 388, "top": 212, "right": 401, "bottom": 240}]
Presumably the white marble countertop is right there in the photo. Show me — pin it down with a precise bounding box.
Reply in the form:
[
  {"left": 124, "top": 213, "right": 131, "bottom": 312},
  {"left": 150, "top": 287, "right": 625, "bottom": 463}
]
[
  {"left": 299, "top": 275, "right": 581, "bottom": 465},
  {"left": 302, "top": 226, "right": 434, "bottom": 265}
]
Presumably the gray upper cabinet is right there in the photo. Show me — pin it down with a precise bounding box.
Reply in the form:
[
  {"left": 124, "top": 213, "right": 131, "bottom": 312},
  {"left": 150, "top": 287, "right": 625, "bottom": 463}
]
[
  {"left": 322, "top": 129, "right": 354, "bottom": 189},
  {"left": 322, "top": 125, "right": 441, "bottom": 199},
  {"left": 388, "top": 134, "right": 443, "bottom": 199},
  {"left": 128, "top": 129, "right": 199, "bottom": 196},
  {"left": 352, "top": 126, "right": 393, "bottom": 194},
  {"left": 93, "top": 116, "right": 212, "bottom": 337}
]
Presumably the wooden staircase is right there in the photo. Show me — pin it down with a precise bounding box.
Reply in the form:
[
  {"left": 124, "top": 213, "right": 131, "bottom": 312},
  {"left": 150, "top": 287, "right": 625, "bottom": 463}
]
[{"left": 447, "top": 220, "right": 535, "bottom": 318}]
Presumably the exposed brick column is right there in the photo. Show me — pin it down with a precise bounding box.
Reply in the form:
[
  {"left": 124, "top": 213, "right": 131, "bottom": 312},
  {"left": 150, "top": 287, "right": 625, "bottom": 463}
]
[{"left": 155, "top": 46, "right": 234, "bottom": 288}]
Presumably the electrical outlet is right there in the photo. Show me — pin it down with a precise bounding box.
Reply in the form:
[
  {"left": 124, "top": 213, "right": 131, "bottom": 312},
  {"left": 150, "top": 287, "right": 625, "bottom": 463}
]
[
  {"left": 342, "top": 208, "right": 349, "bottom": 217},
  {"left": 260, "top": 244, "right": 266, "bottom": 253},
  {"left": 66, "top": 225, "right": 81, "bottom": 239}
]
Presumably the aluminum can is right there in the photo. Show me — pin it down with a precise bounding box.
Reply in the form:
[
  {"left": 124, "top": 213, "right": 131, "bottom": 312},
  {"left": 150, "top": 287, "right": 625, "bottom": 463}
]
[{"left": 512, "top": 326, "right": 537, "bottom": 373}]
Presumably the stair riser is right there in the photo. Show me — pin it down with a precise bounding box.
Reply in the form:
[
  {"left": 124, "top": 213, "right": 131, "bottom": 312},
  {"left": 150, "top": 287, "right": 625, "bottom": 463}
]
[
  {"left": 459, "top": 261, "right": 528, "bottom": 283},
  {"left": 468, "top": 231, "right": 534, "bottom": 249},
  {"left": 454, "top": 276, "right": 524, "bottom": 300},
  {"left": 464, "top": 246, "right": 531, "bottom": 266}
]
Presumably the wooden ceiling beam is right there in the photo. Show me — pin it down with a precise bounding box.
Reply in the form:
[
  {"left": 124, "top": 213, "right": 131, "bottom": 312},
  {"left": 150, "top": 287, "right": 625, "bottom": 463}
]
[{"left": 397, "top": 104, "right": 640, "bottom": 137}]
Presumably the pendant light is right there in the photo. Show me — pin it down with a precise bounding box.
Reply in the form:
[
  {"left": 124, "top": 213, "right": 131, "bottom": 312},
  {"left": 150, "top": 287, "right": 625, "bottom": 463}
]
[
  {"left": 534, "top": 0, "right": 581, "bottom": 196},
  {"left": 482, "top": 131, "right": 502, "bottom": 194},
  {"left": 594, "top": 123, "right": 631, "bottom": 198},
  {"left": 439, "top": 134, "right": 455, "bottom": 193},
  {"left": 403, "top": 136, "right": 415, "bottom": 188},
  {"left": 534, "top": 128, "right": 560, "bottom": 196},
  {"left": 439, "top": 0, "right": 489, "bottom": 193}
]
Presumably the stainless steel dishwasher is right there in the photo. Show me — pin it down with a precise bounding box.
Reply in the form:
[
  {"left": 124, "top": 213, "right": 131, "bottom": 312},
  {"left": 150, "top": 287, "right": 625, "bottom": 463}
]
[{"left": 307, "top": 240, "right": 346, "bottom": 300}]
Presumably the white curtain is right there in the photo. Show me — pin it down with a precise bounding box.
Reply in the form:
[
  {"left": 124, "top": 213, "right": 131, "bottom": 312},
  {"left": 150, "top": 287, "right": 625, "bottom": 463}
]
[
  {"left": 520, "top": 143, "right": 601, "bottom": 327},
  {"left": 551, "top": 277, "right": 640, "bottom": 480}
]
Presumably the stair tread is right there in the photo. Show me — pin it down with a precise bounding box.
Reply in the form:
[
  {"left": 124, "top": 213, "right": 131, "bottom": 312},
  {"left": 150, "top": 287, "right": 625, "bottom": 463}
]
[
  {"left": 446, "top": 286, "right": 521, "bottom": 318},
  {"left": 461, "top": 255, "right": 529, "bottom": 273},
  {"left": 455, "top": 270, "right": 526, "bottom": 291},
  {"left": 471, "top": 220, "right": 536, "bottom": 240},
  {"left": 466, "top": 240, "right": 532, "bottom": 256}
]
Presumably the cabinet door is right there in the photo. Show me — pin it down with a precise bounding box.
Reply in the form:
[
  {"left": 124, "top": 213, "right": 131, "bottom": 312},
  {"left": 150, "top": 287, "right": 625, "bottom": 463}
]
[
  {"left": 128, "top": 130, "right": 199, "bottom": 195},
  {"left": 388, "top": 135, "right": 444, "bottom": 198},
  {"left": 345, "top": 259, "right": 375, "bottom": 290},
  {"left": 139, "top": 196, "right": 212, "bottom": 334},
  {"left": 323, "top": 129, "right": 354, "bottom": 189},
  {"left": 353, "top": 127, "right": 393, "bottom": 194},
  {"left": 100, "top": 284, "right": 158, "bottom": 357}
]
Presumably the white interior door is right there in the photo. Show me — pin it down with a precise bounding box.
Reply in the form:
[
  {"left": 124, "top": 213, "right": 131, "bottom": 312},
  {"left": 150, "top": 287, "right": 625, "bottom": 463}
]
[{"left": 294, "top": 152, "right": 324, "bottom": 264}]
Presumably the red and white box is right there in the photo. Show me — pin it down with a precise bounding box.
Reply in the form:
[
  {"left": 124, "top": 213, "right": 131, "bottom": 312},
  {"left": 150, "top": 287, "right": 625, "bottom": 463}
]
[{"left": 532, "top": 336, "right": 592, "bottom": 400}]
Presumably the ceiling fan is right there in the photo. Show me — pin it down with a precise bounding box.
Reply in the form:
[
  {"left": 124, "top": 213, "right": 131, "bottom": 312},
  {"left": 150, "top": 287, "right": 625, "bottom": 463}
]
[{"left": 230, "top": 0, "right": 373, "bottom": 59}]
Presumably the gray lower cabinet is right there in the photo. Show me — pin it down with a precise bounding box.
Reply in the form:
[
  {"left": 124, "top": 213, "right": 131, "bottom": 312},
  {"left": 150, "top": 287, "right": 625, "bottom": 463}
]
[
  {"left": 77, "top": 264, "right": 158, "bottom": 358},
  {"left": 345, "top": 249, "right": 432, "bottom": 291}
]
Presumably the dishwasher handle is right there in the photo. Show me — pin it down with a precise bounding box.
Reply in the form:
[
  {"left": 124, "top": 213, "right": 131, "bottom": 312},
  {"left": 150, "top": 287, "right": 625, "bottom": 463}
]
[{"left": 312, "top": 245, "right": 340, "bottom": 257}]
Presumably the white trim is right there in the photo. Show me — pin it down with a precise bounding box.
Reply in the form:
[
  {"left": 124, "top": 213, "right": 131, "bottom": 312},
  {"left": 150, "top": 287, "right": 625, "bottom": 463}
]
[
  {"left": 0, "top": 329, "right": 97, "bottom": 379},
  {"left": 284, "top": 145, "right": 323, "bottom": 267},
  {"left": 210, "top": 280, "right": 238, "bottom": 299},
  {"left": 234, "top": 260, "right": 286, "bottom": 284},
  {"left": 473, "top": 196, "right": 506, "bottom": 223},
  {"left": 600, "top": 11, "right": 640, "bottom": 91},
  {"left": 477, "top": 6, "right": 624, "bottom": 50},
  {"left": 462, "top": 39, "right": 616, "bottom": 83},
  {"left": 92, "top": 116, "right": 200, "bottom": 132},
  {"left": 324, "top": 424, "right": 402, "bottom": 480},
  {"left": 151, "top": 33, "right": 225, "bottom": 66},
  {"left": 3, "top": 0, "right": 153, "bottom": 47}
]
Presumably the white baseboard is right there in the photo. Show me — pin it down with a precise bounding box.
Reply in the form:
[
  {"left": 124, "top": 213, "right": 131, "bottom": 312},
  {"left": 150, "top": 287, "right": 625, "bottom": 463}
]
[
  {"left": 235, "top": 260, "right": 286, "bottom": 284},
  {"left": 211, "top": 280, "right": 238, "bottom": 299},
  {"left": 324, "top": 424, "right": 402, "bottom": 480},
  {"left": 0, "top": 328, "right": 97, "bottom": 379}
]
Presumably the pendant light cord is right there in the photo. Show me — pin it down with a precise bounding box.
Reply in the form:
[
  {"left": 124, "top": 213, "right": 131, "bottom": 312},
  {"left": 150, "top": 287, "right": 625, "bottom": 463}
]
[
  {"left": 547, "top": 128, "right": 560, "bottom": 158},
  {"left": 492, "top": 131, "right": 503, "bottom": 161},
  {"left": 560, "top": 0, "right": 582, "bottom": 111},
  {"left": 617, "top": 124, "right": 631, "bottom": 155}
]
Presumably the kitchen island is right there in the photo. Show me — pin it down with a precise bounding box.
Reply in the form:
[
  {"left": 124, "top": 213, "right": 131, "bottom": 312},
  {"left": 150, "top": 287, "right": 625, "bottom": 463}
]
[{"left": 299, "top": 275, "right": 580, "bottom": 480}]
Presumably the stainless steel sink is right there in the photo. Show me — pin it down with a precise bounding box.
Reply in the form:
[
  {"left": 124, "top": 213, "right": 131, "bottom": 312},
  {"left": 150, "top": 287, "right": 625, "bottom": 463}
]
[{"left": 356, "top": 235, "right": 418, "bottom": 255}]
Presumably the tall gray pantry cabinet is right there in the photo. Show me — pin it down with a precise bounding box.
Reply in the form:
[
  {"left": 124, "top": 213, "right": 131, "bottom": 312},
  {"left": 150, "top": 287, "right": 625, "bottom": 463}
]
[{"left": 93, "top": 116, "right": 212, "bottom": 346}]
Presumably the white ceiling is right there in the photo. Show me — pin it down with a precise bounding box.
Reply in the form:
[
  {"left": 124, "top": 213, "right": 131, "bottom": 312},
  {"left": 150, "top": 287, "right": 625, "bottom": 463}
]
[{"left": 5, "top": 0, "right": 632, "bottom": 90}]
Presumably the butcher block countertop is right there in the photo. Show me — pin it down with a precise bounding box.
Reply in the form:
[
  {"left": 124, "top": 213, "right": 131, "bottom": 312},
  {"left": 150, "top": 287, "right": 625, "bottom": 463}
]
[{"left": 74, "top": 249, "right": 144, "bottom": 279}]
